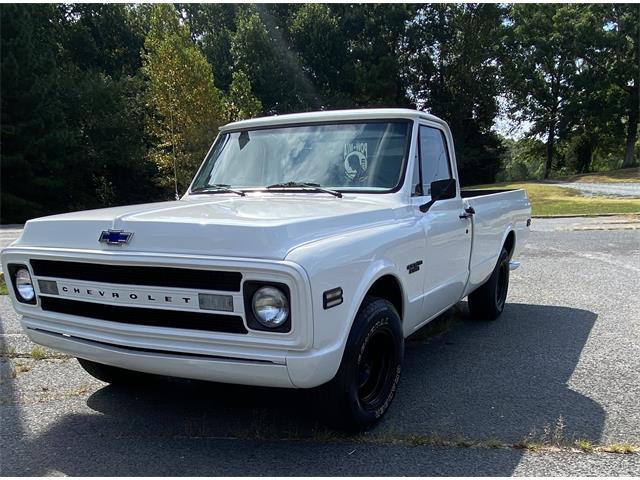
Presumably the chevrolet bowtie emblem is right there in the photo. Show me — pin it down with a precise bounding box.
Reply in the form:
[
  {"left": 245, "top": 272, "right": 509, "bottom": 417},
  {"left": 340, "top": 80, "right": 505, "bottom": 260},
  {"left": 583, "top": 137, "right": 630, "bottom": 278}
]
[{"left": 99, "top": 230, "right": 133, "bottom": 246}]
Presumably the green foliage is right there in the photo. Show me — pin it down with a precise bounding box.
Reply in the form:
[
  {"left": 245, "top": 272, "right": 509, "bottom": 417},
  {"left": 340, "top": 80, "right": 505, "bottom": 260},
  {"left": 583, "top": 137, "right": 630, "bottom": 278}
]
[
  {"left": 1, "top": 4, "right": 69, "bottom": 222},
  {"left": 502, "top": 4, "right": 639, "bottom": 178},
  {"left": 228, "top": 4, "right": 415, "bottom": 113},
  {"left": 179, "top": 4, "right": 240, "bottom": 91},
  {"left": 225, "top": 71, "right": 263, "bottom": 122},
  {"left": 502, "top": 5, "right": 587, "bottom": 178},
  {"left": 289, "top": 4, "right": 350, "bottom": 108},
  {"left": 401, "top": 4, "right": 505, "bottom": 185},
  {"left": 142, "top": 4, "right": 225, "bottom": 194},
  {"left": 497, "top": 139, "right": 546, "bottom": 182},
  {"left": 586, "top": 4, "right": 639, "bottom": 169},
  {"left": 331, "top": 4, "right": 416, "bottom": 107},
  {"left": 58, "top": 4, "right": 144, "bottom": 78},
  {"left": 1, "top": 3, "right": 637, "bottom": 223},
  {"left": 231, "top": 7, "right": 316, "bottom": 113},
  {"left": 0, "top": 4, "right": 162, "bottom": 223}
]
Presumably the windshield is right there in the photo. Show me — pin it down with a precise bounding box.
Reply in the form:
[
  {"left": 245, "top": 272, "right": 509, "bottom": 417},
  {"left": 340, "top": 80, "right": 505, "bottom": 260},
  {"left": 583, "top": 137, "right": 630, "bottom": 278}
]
[{"left": 190, "top": 121, "right": 411, "bottom": 193}]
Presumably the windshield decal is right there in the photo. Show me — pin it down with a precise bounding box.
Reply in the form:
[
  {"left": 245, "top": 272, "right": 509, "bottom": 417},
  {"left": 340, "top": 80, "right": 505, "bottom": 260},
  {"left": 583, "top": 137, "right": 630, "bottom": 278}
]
[{"left": 344, "top": 142, "right": 368, "bottom": 181}]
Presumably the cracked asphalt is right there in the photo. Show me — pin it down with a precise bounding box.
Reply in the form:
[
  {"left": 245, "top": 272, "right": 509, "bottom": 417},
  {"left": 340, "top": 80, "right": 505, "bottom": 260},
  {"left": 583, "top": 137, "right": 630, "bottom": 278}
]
[{"left": 1, "top": 216, "right": 639, "bottom": 476}]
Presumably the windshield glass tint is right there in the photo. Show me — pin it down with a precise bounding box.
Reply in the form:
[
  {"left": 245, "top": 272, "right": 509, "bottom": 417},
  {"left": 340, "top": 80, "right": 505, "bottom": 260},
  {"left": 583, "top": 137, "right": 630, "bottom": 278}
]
[{"left": 191, "top": 122, "right": 411, "bottom": 192}]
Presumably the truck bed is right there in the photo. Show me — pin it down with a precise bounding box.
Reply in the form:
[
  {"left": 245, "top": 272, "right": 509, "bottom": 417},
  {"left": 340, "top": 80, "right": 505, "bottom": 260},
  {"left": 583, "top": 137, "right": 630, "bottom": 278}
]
[
  {"left": 461, "top": 189, "right": 515, "bottom": 198},
  {"left": 459, "top": 187, "right": 531, "bottom": 294}
]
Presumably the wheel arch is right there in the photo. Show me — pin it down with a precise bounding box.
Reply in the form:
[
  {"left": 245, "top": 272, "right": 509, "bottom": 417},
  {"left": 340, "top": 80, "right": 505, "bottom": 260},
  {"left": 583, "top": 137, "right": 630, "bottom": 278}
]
[
  {"left": 503, "top": 229, "right": 516, "bottom": 259},
  {"left": 362, "top": 273, "right": 404, "bottom": 321}
]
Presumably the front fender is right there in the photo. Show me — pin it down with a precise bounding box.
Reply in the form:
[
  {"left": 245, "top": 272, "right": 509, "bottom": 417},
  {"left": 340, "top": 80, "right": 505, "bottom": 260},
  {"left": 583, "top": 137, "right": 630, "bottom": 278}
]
[{"left": 285, "top": 220, "right": 423, "bottom": 386}]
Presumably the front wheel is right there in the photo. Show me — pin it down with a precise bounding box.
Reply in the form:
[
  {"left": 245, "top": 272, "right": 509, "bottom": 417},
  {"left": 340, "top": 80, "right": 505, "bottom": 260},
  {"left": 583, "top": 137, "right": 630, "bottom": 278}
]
[
  {"left": 468, "top": 247, "right": 510, "bottom": 321},
  {"left": 317, "top": 297, "right": 404, "bottom": 432}
]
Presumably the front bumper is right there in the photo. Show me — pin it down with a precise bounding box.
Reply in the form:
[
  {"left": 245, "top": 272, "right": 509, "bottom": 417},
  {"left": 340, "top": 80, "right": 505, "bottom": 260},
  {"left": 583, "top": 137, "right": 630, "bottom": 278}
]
[{"left": 25, "top": 325, "right": 295, "bottom": 387}]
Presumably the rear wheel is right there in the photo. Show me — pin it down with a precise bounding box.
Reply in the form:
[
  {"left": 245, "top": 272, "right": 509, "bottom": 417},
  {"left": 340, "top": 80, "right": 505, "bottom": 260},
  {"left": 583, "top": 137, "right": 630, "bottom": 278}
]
[
  {"left": 317, "top": 297, "right": 403, "bottom": 432},
  {"left": 77, "top": 358, "right": 152, "bottom": 385},
  {"left": 468, "top": 248, "right": 510, "bottom": 321}
]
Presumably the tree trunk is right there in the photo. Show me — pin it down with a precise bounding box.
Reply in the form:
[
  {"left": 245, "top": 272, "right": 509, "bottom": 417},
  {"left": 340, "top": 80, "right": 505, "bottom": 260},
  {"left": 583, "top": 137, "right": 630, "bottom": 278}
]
[
  {"left": 622, "top": 80, "right": 638, "bottom": 168},
  {"left": 585, "top": 140, "right": 593, "bottom": 173},
  {"left": 544, "top": 122, "right": 556, "bottom": 179}
]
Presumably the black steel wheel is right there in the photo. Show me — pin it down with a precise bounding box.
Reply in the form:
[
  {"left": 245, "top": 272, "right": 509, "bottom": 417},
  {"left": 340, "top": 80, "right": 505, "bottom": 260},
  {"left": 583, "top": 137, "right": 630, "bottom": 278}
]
[
  {"left": 468, "top": 247, "right": 510, "bottom": 321},
  {"left": 317, "top": 297, "right": 403, "bottom": 432},
  {"left": 495, "top": 254, "right": 509, "bottom": 311}
]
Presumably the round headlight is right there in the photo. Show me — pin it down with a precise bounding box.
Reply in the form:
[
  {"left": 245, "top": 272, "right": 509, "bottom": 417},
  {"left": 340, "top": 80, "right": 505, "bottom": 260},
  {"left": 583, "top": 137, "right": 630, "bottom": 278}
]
[
  {"left": 252, "top": 286, "right": 289, "bottom": 328},
  {"left": 15, "top": 268, "right": 35, "bottom": 302}
]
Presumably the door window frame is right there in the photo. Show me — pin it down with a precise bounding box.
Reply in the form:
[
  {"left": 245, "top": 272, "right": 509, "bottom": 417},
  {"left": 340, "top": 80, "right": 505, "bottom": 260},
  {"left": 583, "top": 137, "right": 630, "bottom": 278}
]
[{"left": 416, "top": 124, "right": 456, "bottom": 198}]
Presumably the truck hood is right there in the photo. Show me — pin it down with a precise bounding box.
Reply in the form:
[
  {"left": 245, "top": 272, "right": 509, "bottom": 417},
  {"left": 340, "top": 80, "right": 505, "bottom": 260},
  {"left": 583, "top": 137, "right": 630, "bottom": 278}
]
[{"left": 14, "top": 195, "right": 401, "bottom": 260}]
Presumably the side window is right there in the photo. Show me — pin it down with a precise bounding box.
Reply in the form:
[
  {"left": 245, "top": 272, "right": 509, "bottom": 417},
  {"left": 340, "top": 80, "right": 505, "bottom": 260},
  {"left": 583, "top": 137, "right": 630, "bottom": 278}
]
[{"left": 419, "top": 126, "right": 452, "bottom": 195}]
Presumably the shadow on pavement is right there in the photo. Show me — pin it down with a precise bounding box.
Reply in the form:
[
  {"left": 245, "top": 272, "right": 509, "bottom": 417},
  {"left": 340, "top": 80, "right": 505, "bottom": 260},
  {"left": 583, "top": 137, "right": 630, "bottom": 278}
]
[
  {"left": 2, "top": 302, "right": 604, "bottom": 475},
  {"left": 387, "top": 302, "right": 603, "bottom": 443}
]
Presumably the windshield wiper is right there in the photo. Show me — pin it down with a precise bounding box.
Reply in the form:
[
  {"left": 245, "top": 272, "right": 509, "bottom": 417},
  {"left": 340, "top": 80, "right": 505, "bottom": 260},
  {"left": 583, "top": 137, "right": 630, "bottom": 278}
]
[
  {"left": 265, "top": 182, "right": 342, "bottom": 198},
  {"left": 190, "top": 184, "right": 246, "bottom": 197}
]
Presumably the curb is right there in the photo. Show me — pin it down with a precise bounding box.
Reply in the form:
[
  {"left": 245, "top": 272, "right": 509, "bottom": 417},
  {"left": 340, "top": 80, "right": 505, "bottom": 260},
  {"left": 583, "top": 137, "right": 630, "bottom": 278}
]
[{"left": 532, "top": 213, "right": 640, "bottom": 219}]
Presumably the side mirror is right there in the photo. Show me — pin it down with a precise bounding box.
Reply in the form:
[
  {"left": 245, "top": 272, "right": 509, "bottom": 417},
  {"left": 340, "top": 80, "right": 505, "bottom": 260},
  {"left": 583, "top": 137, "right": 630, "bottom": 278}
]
[{"left": 419, "top": 178, "right": 456, "bottom": 213}]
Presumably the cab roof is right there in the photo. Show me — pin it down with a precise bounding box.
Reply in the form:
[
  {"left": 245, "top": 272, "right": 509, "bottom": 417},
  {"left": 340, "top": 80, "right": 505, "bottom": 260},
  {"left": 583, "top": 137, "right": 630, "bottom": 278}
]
[{"left": 220, "top": 108, "right": 447, "bottom": 132}]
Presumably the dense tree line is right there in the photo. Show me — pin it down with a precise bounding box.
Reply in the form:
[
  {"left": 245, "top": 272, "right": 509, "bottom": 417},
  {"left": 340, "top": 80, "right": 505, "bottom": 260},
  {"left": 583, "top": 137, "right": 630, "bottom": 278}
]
[{"left": 1, "top": 3, "right": 637, "bottom": 223}]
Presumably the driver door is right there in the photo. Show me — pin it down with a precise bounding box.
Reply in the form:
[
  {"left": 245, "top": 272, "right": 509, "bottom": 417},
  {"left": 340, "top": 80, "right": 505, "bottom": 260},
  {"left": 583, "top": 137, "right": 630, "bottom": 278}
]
[{"left": 415, "top": 124, "right": 472, "bottom": 323}]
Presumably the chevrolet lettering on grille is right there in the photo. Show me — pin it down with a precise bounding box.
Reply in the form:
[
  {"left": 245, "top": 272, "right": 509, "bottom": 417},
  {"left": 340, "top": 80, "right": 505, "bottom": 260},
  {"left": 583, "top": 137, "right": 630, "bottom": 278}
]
[{"left": 38, "top": 279, "right": 235, "bottom": 313}]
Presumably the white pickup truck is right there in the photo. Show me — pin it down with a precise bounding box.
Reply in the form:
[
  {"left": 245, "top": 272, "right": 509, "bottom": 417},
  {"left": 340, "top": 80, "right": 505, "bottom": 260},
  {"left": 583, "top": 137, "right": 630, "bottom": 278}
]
[{"left": 2, "top": 109, "right": 531, "bottom": 430}]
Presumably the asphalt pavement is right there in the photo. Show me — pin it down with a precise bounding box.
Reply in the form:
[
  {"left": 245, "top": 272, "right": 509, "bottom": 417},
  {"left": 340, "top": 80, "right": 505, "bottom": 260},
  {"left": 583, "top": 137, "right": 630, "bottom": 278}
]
[
  {"left": 1, "top": 217, "right": 639, "bottom": 475},
  {"left": 552, "top": 181, "right": 640, "bottom": 198},
  {"left": 0, "top": 227, "right": 23, "bottom": 274}
]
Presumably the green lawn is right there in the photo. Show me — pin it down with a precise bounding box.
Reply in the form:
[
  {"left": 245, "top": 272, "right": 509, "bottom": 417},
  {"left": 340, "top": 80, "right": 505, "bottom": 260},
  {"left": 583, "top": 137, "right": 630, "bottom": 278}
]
[
  {"left": 0, "top": 277, "right": 8, "bottom": 295},
  {"left": 467, "top": 181, "right": 640, "bottom": 216}
]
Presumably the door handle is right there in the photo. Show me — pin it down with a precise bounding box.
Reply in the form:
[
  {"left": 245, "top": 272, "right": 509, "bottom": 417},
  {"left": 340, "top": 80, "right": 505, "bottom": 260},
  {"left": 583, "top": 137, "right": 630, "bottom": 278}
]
[{"left": 459, "top": 206, "right": 475, "bottom": 219}]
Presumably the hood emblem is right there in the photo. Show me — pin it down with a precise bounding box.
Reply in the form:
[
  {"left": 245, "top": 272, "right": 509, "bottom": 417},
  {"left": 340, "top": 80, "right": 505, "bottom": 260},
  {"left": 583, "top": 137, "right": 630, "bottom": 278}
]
[{"left": 99, "top": 230, "right": 133, "bottom": 246}]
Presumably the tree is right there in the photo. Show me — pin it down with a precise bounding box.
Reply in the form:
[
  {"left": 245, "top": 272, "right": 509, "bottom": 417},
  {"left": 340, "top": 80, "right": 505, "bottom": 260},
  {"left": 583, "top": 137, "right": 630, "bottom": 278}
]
[
  {"left": 598, "top": 5, "right": 639, "bottom": 168},
  {"left": 1, "top": 4, "right": 163, "bottom": 223},
  {"left": 503, "top": 4, "right": 592, "bottom": 178},
  {"left": 401, "top": 4, "right": 505, "bottom": 185},
  {"left": 0, "top": 5, "right": 71, "bottom": 223},
  {"left": 57, "top": 4, "right": 161, "bottom": 209},
  {"left": 231, "top": 7, "right": 316, "bottom": 113},
  {"left": 179, "top": 3, "right": 239, "bottom": 91},
  {"left": 498, "top": 138, "right": 546, "bottom": 181},
  {"left": 332, "top": 4, "right": 416, "bottom": 107},
  {"left": 289, "top": 4, "right": 352, "bottom": 108},
  {"left": 142, "top": 4, "right": 225, "bottom": 196},
  {"left": 58, "top": 3, "right": 144, "bottom": 79},
  {"left": 224, "top": 70, "right": 263, "bottom": 122}
]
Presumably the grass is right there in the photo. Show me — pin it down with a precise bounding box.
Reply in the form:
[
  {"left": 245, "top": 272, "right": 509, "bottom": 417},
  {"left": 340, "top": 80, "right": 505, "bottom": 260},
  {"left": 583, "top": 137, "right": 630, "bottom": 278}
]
[
  {"left": 515, "top": 439, "right": 545, "bottom": 452},
  {"left": 0, "top": 276, "right": 8, "bottom": 295},
  {"left": 467, "top": 181, "right": 640, "bottom": 216},
  {"left": 485, "top": 437, "right": 506, "bottom": 449},
  {"left": 231, "top": 424, "right": 640, "bottom": 455},
  {"left": 575, "top": 438, "right": 595, "bottom": 453},
  {"left": 30, "top": 345, "right": 48, "bottom": 360},
  {"left": 0, "top": 346, "right": 17, "bottom": 358},
  {"left": 604, "top": 443, "right": 638, "bottom": 454}
]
